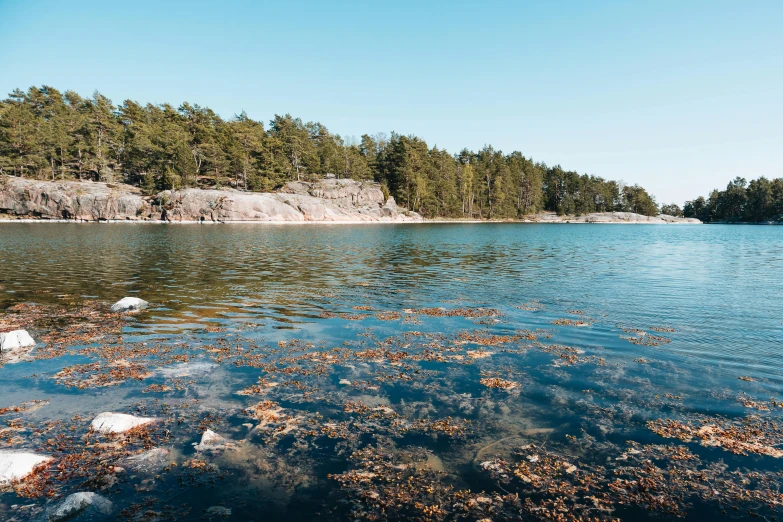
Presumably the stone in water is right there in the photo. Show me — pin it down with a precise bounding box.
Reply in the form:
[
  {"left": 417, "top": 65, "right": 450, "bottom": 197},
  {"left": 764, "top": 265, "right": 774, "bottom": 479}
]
[
  {"left": 0, "top": 329, "right": 35, "bottom": 352},
  {"left": 47, "top": 492, "right": 113, "bottom": 521},
  {"left": 90, "top": 412, "right": 156, "bottom": 434},
  {"left": 0, "top": 450, "right": 50, "bottom": 484},
  {"left": 110, "top": 297, "right": 148, "bottom": 313}
]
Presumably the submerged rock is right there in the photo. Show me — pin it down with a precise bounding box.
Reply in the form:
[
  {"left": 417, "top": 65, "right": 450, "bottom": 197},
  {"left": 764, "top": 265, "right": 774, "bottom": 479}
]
[
  {"left": 194, "top": 429, "right": 229, "bottom": 452},
  {"left": 90, "top": 412, "right": 156, "bottom": 434},
  {"left": 123, "top": 448, "right": 171, "bottom": 473},
  {"left": 46, "top": 492, "right": 113, "bottom": 521},
  {"left": 0, "top": 450, "right": 50, "bottom": 485},
  {"left": 0, "top": 329, "right": 36, "bottom": 352},
  {"left": 110, "top": 297, "right": 148, "bottom": 313},
  {"left": 158, "top": 361, "right": 215, "bottom": 378},
  {"left": 205, "top": 506, "right": 232, "bottom": 517}
]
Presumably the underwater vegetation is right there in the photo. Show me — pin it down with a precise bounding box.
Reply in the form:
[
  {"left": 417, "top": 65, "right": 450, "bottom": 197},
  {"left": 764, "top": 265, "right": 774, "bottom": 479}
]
[{"left": 1, "top": 298, "right": 782, "bottom": 522}]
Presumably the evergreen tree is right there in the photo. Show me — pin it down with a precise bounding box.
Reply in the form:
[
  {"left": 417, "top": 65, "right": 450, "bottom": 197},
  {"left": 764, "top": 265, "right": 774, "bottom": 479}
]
[{"left": 8, "top": 84, "right": 752, "bottom": 221}]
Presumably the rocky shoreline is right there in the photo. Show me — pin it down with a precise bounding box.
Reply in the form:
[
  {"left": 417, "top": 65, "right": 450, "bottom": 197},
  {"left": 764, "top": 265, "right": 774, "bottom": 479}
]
[
  {"left": 0, "top": 177, "right": 701, "bottom": 224},
  {"left": 494, "top": 212, "right": 701, "bottom": 224},
  {"left": 0, "top": 177, "right": 420, "bottom": 223}
]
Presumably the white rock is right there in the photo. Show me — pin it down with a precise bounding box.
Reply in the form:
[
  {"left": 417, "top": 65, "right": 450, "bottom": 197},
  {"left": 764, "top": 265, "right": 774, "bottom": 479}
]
[
  {"left": 123, "top": 448, "right": 170, "bottom": 473},
  {"left": 90, "top": 412, "right": 156, "bottom": 434},
  {"left": 0, "top": 329, "right": 36, "bottom": 352},
  {"left": 110, "top": 297, "right": 148, "bottom": 313},
  {"left": 47, "top": 492, "right": 113, "bottom": 521},
  {"left": 0, "top": 450, "right": 50, "bottom": 484},
  {"left": 194, "top": 429, "right": 228, "bottom": 452}
]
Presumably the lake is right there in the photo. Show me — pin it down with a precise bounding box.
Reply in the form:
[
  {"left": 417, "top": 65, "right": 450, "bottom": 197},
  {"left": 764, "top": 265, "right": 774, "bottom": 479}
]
[{"left": 1, "top": 223, "right": 781, "bottom": 521}]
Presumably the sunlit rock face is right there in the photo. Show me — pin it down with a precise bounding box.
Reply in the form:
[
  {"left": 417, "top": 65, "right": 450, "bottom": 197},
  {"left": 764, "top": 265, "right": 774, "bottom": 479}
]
[
  {"left": 0, "top": 178, "right": 148, "bottom": 220},
  {"left": 163, "top": 178, "right": 418, "bottom": 222},
  {"left": 0, "top": 177, "right": 422, "bottom": 222}
]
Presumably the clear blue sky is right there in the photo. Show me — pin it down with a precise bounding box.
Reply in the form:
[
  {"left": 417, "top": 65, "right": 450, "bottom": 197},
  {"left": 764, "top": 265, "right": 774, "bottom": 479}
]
[{"left": 1, "top": 0, "right": 781, "bottom": 204}]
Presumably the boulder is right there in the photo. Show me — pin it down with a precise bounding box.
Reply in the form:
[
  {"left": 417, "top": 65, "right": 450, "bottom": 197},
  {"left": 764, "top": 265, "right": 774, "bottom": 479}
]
[
  {"left": 0, "top": 329, "right": 36, "bottom": 352},
  {"left": 90, "top": 412, "right": 156, "bottom": 434},
  {"left": 0, "top": 450, "right": 50, "bottom": 485},
  {"left": 194, "top": 429, "right": 229, "bottom": 452},
  {"left": 46, "top": 492, "right": 113, "bottom": 521},
  {"left": 110, "top": 297, "right": 148, "bottom": 313},
  {"left": 158, "top": 361, "right": 215, "bottom": 378}
]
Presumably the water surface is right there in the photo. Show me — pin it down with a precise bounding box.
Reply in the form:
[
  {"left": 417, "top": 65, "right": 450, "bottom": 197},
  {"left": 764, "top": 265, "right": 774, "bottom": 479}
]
[{"left": 1, "top": 223, "right": 781, "bottom": 521}]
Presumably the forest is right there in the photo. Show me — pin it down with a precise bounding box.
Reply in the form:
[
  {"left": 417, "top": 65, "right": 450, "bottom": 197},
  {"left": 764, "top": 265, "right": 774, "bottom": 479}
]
[
  {"left": 0, "top": 86, "right": 666, "bottom": 219},
  {"left": 683, "top": 177, "right": 783, "bottom": 223}
]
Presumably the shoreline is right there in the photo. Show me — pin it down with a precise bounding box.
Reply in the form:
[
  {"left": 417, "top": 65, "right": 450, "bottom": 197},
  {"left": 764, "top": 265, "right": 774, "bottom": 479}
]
[
  {"left": 0, "top": 177, "right": 701, "bottom": 225},
  {"left": 0, "top": 217, "right": 703, "bottom": 225}
]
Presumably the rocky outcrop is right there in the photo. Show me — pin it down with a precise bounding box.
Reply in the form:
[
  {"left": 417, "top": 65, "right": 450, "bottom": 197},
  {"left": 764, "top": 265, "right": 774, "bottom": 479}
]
[
  {"left": 518, "top": 212, "right": 701, "bottom": 224},
  {"left": 0, "top": 177, "right": 701, "bottom": 224},
  {"left": 657, "top": 213, "right": 701, "bottom": 223},
  {"left": 0, "top": 177, "right": 421, "bottom": 223},
  {"left": 0, "top": 178, "right": 148, "bottom": 221},
  {"left": 161, "top": 178, "right": 418, "bottom": 222}
]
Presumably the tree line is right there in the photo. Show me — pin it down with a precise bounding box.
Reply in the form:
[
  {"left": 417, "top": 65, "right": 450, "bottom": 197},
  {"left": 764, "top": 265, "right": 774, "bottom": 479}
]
[
  {"left": 0, "top": 85, "right": 662, "bottom": 218},
  {"left": 683, "top": 177, "right": 783, "bottom": 223}
]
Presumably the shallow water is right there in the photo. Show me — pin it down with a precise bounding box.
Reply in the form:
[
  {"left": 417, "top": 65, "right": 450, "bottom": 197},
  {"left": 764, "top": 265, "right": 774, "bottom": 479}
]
[{"left": 0, "top": 223, "right": 781, "bottom": 521}]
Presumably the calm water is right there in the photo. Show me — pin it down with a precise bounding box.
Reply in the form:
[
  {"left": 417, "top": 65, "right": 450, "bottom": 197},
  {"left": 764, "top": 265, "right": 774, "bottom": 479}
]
[{"left": 0, "top": 223, "right": 781, "bottom": 521}]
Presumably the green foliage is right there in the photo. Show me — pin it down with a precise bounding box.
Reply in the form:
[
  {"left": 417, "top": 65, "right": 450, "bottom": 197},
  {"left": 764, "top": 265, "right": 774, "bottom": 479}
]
[
  {"left": 141, "top": 171, "right": 156, "bottom": 196},
  {"left": 1, "top": 85, "right": 669, "bottom": 219},
  {"left": 542, "top": 166, "right": 620, "bottom": 216},
  {"left": 160, "top": 166, "right": 181, "bottom": 191},
  {"left": 685, "top": 176, "right": 783, "bottom": 223},
  {"left": 620, "top": 185, "right": 659, "bottom": 216},
  {"left": 660, "top": 203, "right": 683, "bottom": 217}
]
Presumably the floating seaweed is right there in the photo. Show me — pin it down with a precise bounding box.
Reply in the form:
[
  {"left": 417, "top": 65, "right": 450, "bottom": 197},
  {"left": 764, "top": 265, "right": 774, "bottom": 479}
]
[
  {"left": 648, "top": 415, "right": 783, "bottom": 457},
  {"left": 2, "top": 295, "right": 782, "bottom": 522}
]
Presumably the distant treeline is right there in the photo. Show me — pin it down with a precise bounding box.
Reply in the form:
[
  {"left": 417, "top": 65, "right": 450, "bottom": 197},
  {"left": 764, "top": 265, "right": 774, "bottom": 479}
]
[
  {"left": 682, "top": 177, "right": 783, "bottom": 223},
  {"left": 0, "top": 85, "right": 664, "bottom": 218}
]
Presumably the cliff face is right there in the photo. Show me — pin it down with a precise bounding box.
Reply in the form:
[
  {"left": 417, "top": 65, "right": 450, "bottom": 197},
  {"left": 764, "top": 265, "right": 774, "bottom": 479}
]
[
  {"left": 0, "top": 178, "right": 148, "bottom": 221},
  {"left": 0, "top": 177, "right": 420, "bottom": 223}
]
